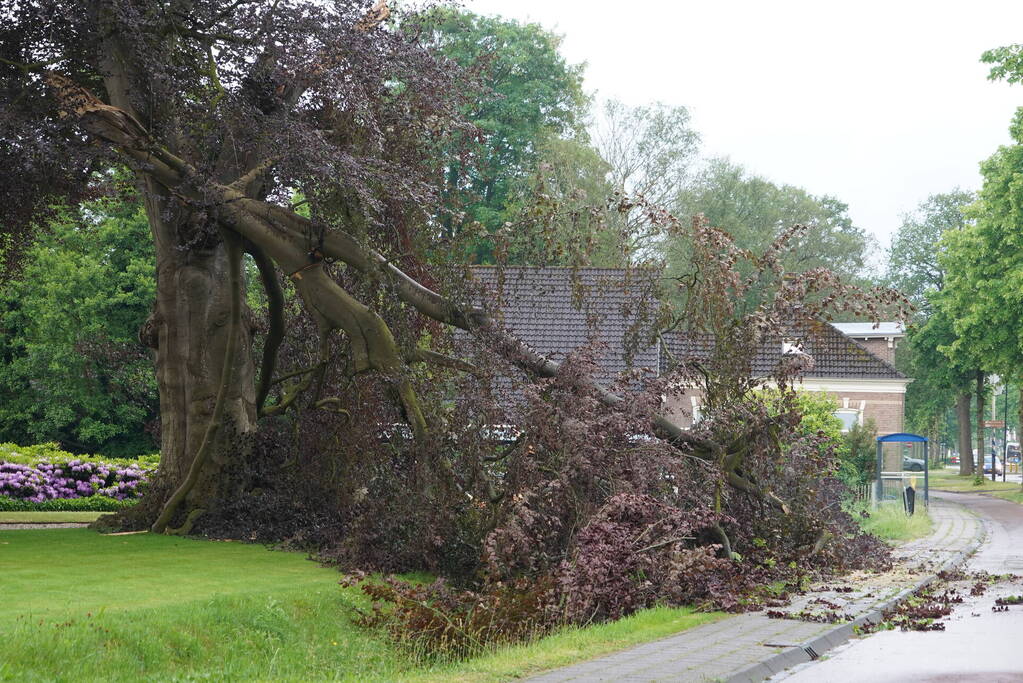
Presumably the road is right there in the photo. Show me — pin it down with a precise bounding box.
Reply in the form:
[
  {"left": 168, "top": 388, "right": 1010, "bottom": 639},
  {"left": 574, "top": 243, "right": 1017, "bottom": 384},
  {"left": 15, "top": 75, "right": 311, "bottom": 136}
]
[{"left": 775, "top": 491, "right": 1023, "bottom": 682}]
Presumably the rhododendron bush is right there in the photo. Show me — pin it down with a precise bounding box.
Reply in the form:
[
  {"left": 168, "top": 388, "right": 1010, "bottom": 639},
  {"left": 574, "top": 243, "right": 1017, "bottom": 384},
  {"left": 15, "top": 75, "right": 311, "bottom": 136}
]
[{"left": 0, "top": 459, "right": 152, "bottom": 502}]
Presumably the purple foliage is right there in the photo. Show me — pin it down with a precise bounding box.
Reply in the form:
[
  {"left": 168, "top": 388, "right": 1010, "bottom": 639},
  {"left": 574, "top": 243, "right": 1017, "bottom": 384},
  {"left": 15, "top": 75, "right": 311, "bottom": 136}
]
[{"left": 0, "top": 460, "right": 151, "bottom": 502}]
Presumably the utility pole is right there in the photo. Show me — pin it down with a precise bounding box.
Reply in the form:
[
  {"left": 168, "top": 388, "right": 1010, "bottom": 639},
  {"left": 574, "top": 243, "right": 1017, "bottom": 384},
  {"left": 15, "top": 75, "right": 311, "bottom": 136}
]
[
  {"left": 977, "top": 372, "right": 986, "bottom": 482},
  {"left": 992, "top": 384, "right": 998, "bottom": 482},
  {"left": 1003, "top": 382, "right": 1009, "bottom": 482}
]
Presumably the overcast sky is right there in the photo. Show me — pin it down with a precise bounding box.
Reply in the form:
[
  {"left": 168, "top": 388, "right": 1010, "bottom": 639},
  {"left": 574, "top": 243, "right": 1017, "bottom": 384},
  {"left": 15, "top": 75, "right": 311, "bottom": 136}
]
[{"left": 469, "top": 0, "right": 1023, "bottom": 250}]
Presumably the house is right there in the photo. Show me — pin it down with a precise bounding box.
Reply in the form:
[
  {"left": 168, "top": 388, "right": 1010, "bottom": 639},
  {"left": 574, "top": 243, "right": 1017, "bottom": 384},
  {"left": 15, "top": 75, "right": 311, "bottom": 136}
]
[
  {"left": 468, "top": 267, "right": 909, "bottom": 436},
  {"left": 659, "top": 321, "right": 910, "bottom": 436}
]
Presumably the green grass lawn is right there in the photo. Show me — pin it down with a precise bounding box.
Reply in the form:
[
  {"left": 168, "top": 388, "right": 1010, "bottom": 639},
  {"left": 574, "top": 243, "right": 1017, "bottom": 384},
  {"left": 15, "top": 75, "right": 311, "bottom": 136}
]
[
  {"left": 929, "top": 469, "right": 1022, "bottom": 494},
  {"left": 0, "top": 528, "right": 723, "bottom": 682},
  {"left": 987, "top": 489, "right": 1023, "bottom": 505},
  {"left": 0, "top": 511, "right": 103, "bottom": 523}
]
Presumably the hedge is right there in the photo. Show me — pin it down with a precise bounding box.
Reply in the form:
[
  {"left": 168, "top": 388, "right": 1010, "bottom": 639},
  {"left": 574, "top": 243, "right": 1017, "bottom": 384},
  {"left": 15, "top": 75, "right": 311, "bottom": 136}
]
[
  {"left": 0, "top": 442, "right": 159, "bottom": 469},
  {"left": 0, "top": 495, "right": 137, "bottom": 512}
]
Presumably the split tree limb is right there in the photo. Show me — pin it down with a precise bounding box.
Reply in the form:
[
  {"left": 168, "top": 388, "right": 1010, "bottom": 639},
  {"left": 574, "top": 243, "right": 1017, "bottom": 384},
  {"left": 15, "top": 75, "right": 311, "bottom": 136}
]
[{"left": 249, "top": 243, "right": 285, "bottom": 416}]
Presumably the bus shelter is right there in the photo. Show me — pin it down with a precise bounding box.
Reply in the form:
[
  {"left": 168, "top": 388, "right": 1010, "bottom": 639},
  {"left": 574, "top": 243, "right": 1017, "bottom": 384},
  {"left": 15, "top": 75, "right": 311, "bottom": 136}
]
[{"left": 874, "top": 432, "right": 928, "bottom": 512}]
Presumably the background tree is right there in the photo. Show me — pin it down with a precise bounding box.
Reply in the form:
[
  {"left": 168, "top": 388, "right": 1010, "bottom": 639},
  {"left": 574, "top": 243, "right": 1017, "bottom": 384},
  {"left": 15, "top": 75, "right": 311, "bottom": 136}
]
[
  {"left": 592, "top": 99, "right": 701, "bottom": 255},
  {"left": 886, "top": 191, "right": 975, "bottom": 466},
  {"left": 421, "top": 8, "right": 590, "bottom": 262},
  {"left": 665, "top": 158, "right": 874, "bottom": 284},
  {"left": 0, "top": 186, "right": 157, "bottom": 455},
  {"left": 903, "top": 310, "right": 979, "bottom": 475},
  {"left": 886, "top": 190, "right": 974, "bottom": 312},
  {"left": 499, "top": 137, "right": 628, "bottom": 267}
]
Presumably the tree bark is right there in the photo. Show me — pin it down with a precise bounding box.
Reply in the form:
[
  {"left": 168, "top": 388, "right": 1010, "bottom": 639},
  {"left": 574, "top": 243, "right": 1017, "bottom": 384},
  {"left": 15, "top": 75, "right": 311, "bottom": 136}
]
[
  {"left": 956, "top": 391, "right": 973, "bottom": 476},
  {"left": 142, "top": 183, "right": 256, "bottom": 517}
]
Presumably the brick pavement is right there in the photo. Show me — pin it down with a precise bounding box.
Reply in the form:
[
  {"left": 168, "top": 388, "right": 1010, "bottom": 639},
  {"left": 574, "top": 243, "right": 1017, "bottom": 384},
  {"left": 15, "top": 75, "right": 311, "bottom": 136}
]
[{"left": 526, "top": 492, "right": 983, "bottom": 683}]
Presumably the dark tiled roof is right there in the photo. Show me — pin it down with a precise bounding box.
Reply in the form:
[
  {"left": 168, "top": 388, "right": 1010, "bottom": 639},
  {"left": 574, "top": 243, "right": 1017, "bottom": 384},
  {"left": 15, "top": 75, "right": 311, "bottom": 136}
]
[
  {"left": 467, "top": 266, "right": 661, "bottom": 383},
  {"left": 661, "top": 319, "right": 906, "bottom": 380}
]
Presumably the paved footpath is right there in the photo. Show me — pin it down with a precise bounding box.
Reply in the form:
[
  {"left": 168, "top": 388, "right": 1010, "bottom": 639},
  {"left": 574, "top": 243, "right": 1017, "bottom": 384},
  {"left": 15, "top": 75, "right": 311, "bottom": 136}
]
[
  {"left": 527, "top": 493, "right": 983, "bottom": 683},
  {"left": 776, "top": 490, "right": 1023, "bottom": 682}
]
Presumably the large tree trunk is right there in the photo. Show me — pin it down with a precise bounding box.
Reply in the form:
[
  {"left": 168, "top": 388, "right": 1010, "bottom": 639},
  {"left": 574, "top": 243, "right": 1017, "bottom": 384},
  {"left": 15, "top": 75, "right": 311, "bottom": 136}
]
[
  {"left": 141, "top": 184, "right": 257, "bottom": 522},
  {"left": 956, "top": 392, "right": 973, "bottom": 476}
]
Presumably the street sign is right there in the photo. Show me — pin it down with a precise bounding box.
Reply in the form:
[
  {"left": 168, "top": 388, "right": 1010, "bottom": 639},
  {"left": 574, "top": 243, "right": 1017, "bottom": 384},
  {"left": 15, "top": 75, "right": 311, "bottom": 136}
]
[{"left": 983, "top": 420, "right": 1006, "bottom": 428}]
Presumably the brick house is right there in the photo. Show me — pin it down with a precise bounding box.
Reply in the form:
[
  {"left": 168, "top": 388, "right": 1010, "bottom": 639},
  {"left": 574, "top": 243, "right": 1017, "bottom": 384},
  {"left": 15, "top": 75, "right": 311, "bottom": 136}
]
[
  {"left": 660, "top": 321, "right": 910, "bottom": 436},
  {"left": 470, "top": 267, "right": 909, "bottom": 436}
]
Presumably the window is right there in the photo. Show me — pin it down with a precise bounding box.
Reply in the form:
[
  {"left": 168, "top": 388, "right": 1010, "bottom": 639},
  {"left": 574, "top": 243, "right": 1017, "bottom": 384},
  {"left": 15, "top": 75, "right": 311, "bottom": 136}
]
[{"left": 834, "top": 409, "right": 861, "bottom": 432}]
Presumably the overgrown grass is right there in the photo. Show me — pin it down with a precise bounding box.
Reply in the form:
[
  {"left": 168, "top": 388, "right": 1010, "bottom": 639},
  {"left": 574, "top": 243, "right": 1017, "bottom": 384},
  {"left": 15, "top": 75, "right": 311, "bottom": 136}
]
[
  {"left": 0, "top": 529, "right": 723, "bottom": 681},
  {"left": 0, "top": 511, "right": 102, "bottom": 523},
  {"left": 853, "top": 502, "right": 933, "bottom": 542}
]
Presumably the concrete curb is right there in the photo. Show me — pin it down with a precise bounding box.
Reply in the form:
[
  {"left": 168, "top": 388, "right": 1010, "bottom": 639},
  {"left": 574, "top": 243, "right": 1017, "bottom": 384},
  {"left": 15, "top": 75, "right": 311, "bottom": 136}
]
[{"left": 723, "top": 505, "right": 987, "bottom": 683}]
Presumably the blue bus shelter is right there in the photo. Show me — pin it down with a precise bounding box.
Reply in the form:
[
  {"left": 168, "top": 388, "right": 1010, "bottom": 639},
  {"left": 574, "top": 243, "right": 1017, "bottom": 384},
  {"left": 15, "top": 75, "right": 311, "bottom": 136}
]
[{"left": 875, "top": 432, "right": 928, "bottom": 509}]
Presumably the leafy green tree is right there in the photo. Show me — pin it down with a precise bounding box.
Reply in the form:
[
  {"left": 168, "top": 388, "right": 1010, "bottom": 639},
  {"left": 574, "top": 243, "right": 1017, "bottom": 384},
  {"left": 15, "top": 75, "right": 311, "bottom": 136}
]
[
  {"left": 0, "top": 190, "right": 157, "bottom": 455},
  {"left": 422, "top": 9, "right": 589, "bottom": 261},
  {"left": 501, "top": 137, "right": 628, "bottom": 267},
  {"left": 839, "top": 419, "right": 878, "bottom": 487},
  {"left": 885, "top": 191, "right": 975, "bottom": 467},
  {"left": 666, "top": 158, "right": 873, "bottom": 282},
  {"left": 903, "top": 309, "right": 978, "bottom": 475},
  {"left": 886, "top": 190, "right": 974, "bottom": 312},
  {"left": 935, "top": 45, "right": 1023, "bottom": 479}
]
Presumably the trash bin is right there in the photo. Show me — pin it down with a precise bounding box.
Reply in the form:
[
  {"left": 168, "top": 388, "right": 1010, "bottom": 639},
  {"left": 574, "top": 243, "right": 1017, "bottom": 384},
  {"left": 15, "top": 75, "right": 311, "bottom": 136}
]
[{"left": 903, "top": 485, "right": 915, "bottom": 516}]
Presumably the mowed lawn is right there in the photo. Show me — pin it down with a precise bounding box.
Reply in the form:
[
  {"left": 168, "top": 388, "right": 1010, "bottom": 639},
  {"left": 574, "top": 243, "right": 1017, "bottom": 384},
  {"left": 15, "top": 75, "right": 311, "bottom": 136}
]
[
  {"left": 0, "top": 528, "right": 723, "bottom": 682},
  {"left": 929, "top": 469, "right": 1023, "bottom": 505}
]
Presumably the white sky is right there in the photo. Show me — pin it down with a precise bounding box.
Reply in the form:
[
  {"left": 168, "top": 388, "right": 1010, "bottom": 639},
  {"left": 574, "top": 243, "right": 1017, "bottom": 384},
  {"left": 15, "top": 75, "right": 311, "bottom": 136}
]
[{"left": 469, "top": 0, "right": 1023, "bottom": 249}]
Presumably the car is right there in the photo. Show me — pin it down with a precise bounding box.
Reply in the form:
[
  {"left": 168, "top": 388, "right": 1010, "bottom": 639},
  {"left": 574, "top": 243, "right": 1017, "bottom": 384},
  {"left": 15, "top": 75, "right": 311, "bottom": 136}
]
[
  {"left": 983, "top": 455, "right": 1004, "bottom": 475},
  {"left": 903, "top": 456, "right": 925, "bottom": 472}
]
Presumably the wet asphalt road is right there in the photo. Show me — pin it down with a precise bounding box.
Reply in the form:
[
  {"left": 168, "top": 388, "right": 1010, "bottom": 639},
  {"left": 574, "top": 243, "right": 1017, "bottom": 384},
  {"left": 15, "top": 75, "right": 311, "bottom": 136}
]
[{"left": 776, "top": 491, "right": 1023, "bottom": 682}]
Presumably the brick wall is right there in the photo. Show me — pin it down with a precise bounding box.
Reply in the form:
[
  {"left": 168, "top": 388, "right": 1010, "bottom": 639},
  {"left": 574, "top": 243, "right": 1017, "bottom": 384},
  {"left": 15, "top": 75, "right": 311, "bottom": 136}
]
[
  {"left": 828, "top": 391, "right": 904, "bottom": 435},
  {"left": 854, "top": 338, "right": 896, "bottom": 364}
]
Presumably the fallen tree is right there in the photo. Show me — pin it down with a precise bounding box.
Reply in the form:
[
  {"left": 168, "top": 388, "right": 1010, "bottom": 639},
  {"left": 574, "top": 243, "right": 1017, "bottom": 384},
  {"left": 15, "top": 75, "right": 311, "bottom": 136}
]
[{"left": 2, "top": 0, "right": 905, "bottom": 639}]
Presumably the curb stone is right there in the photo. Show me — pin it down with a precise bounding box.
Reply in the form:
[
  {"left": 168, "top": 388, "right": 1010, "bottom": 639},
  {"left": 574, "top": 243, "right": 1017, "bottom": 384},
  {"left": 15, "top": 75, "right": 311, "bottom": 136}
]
[{"left": 724, "top": 504, "right": 986, "bottom": 683}]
